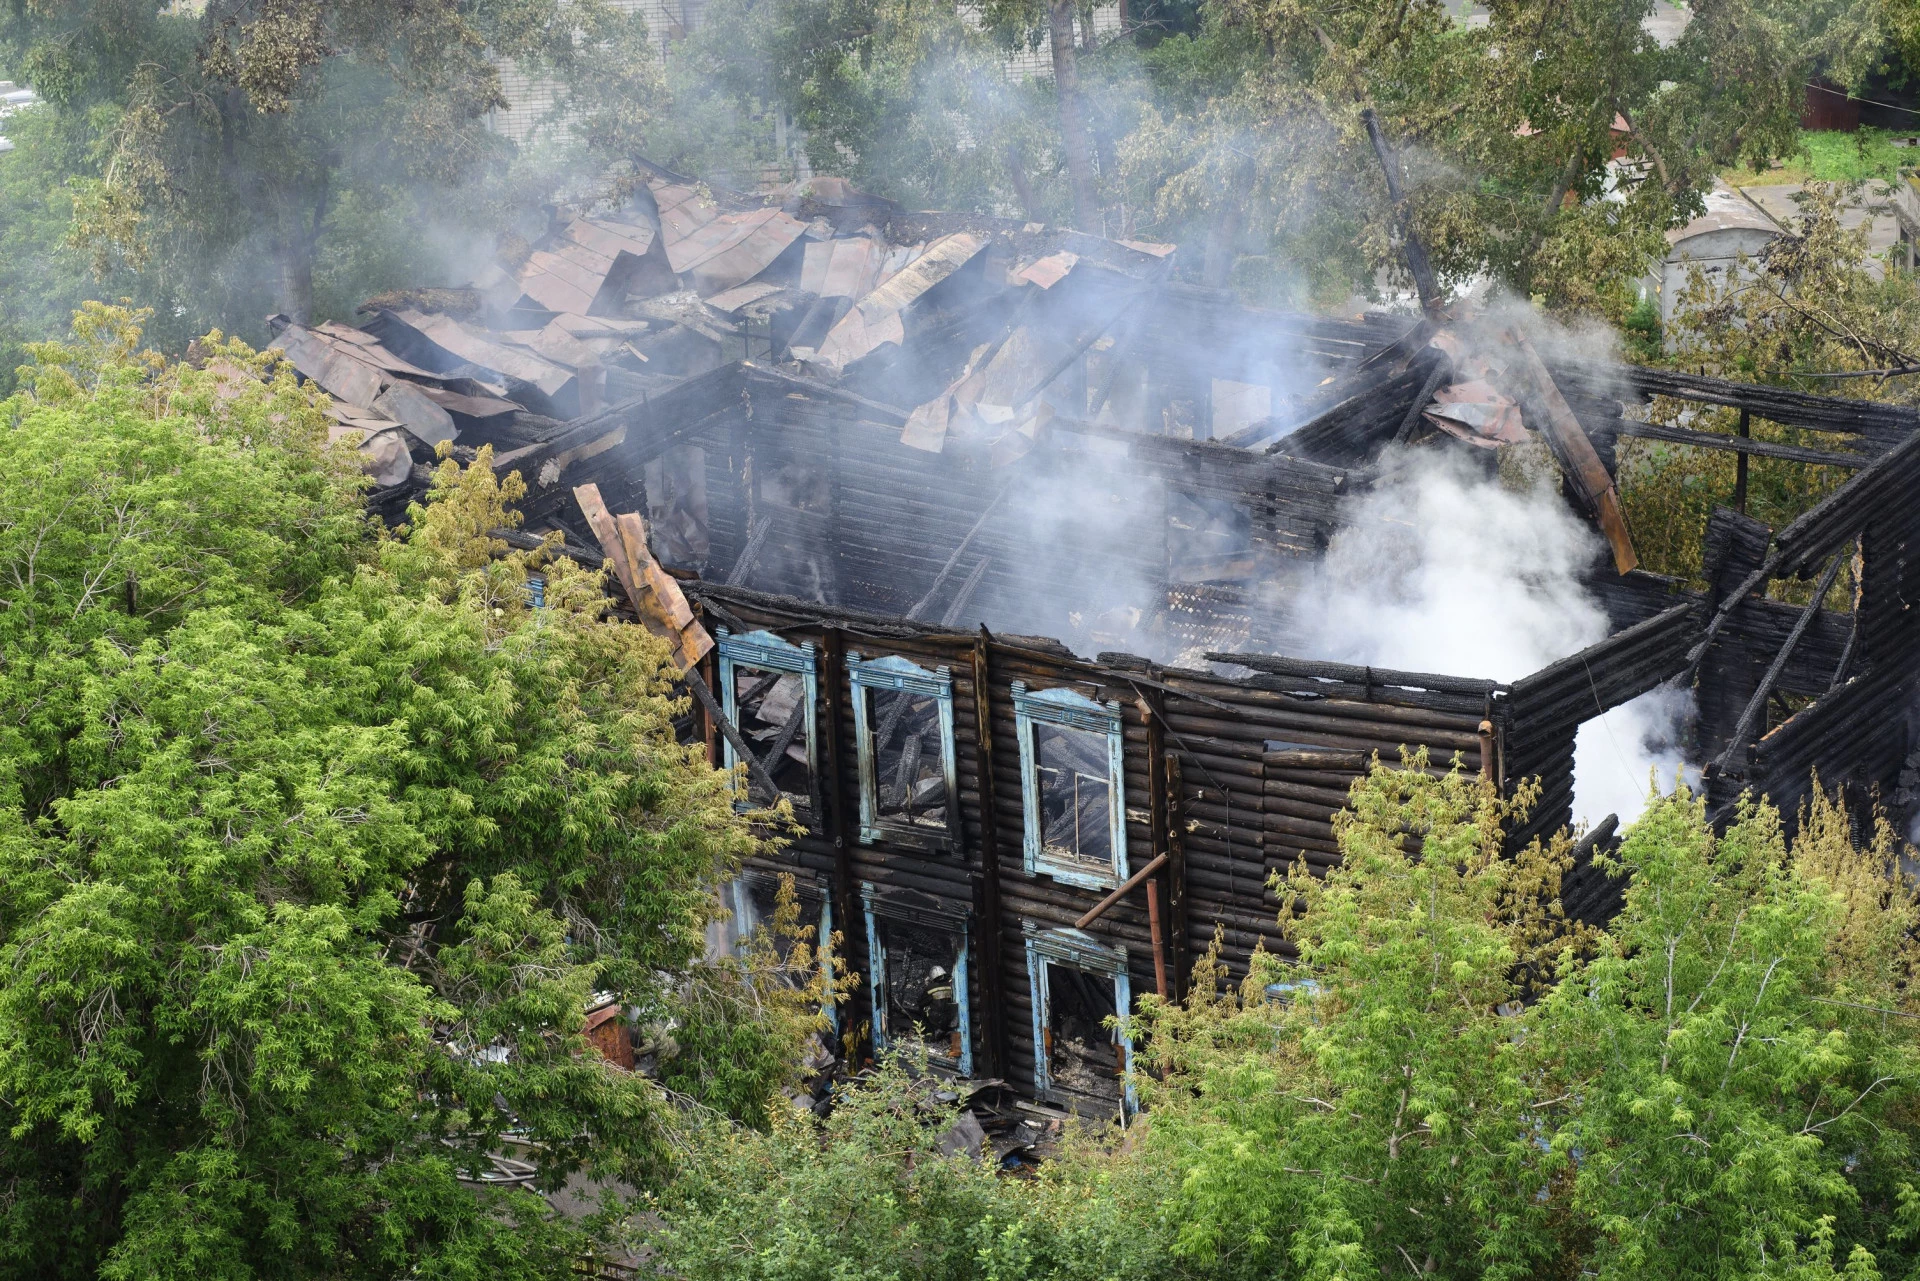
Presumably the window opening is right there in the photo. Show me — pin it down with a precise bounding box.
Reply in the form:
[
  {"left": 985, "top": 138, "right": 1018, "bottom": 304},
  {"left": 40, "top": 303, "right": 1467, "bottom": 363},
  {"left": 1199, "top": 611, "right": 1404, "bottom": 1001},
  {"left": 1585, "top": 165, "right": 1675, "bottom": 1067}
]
[
  {"left": 849, "top": 653, "right": 958, "bottom": 846},
  {"left": 725, "top": 871, "right": 837, "bottom": 1031},
  {"left": 1024, "top": 925, "right": 1133, "bottom": 1110},
  {"left": 1015, "top": 683, "right": 1126, "bottom": 887},
  {"left": 862, "top": 883, "right": 971, "bottom": 1075},
  {"left": 718, "top": 629, "right": 819, "bottom": 813}
]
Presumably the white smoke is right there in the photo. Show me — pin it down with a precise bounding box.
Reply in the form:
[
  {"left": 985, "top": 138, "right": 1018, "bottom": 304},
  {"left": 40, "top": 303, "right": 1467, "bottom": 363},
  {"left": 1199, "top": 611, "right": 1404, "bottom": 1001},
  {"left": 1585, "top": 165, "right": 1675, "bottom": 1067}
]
[{"left": 1290, "top": 446, "right": 1694, "bottom": 830}]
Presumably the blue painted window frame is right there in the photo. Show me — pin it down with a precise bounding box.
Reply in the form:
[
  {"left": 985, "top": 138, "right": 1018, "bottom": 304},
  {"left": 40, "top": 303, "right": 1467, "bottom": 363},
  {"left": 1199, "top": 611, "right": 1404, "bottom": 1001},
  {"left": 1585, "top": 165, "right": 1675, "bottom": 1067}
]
[
  {"left": 862, "top": 882, "right": 972, "bottom": 1076},
  {"left": 1023, "top": 923, "right": 1134, "bottom": 1111},
  {"left": 847, "top": 652, "right": 958, "bottom": 847},
  {"left": 717, "top": 628, "right": 820, "bottom": 812},
  {"left": 1013, "top": 682, "right": 1128, "bottom": 889}
]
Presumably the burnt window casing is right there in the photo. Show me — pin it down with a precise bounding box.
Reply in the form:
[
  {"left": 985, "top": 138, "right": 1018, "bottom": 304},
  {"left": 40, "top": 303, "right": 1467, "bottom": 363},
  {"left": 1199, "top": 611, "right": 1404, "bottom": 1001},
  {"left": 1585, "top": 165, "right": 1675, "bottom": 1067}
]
[
  {"left": 848, "top": 653, "right": 958, "bottom": 847},
  {"left": 718, "top": 629, "right": 819, "bottom": 813},
  {"left": 1024, "top": 924, "right": 1133, "bottom": 1110},
  {"left": 862, "top": 883, "right": 972, "bottom": 1076},
  {"left": 1014, "top": 683, "right": 1127, "bottom": 888}
]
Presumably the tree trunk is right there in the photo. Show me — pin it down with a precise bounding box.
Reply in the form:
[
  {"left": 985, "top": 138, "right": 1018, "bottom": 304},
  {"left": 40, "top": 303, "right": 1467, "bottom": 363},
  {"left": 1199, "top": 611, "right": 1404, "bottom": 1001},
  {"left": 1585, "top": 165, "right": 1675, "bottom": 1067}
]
[
  {"left": 276, "top": 233, "right": 315, "bottom": 324},
  {"left": 1006, "top": 146, "right": 1039, "bottom": 223},
  {"left": 1202, "top": 196, "right": 1244, "bottom": 288},
  {"left": 1049, "top": 0, "right": 1099, "bottom": 233},
  {"left": 1361, "top": 108, "right": 1442, "bottom": 314}
]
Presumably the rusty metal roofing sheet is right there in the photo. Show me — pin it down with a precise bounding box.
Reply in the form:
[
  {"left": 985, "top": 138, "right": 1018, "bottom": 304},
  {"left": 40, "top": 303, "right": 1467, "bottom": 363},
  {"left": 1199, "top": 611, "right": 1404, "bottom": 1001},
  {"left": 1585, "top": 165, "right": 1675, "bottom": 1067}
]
[
  {"left": 392, "top": 310, "right": 575, "bottom": 397},
  {"left": 689, "top": 209, "right": 808, "bottom": 294},
  {"left": 272, "top": 325, "right": 385, "bottom": 408},
  {"left": 801, "top": 236, "right": 883, "bottom": 299},
  {"left": 1011, "top": 250, "right": 1077, "bottom": 289},
  {"left": 652, "top": 183, "right": 724, "bottom": 260},
  {"left": 703, "top": 280, "right": 787, "bottom": 313},
  {"left": 567, "top": 214, "right": 653, "bottom": 260},
  {"left": 415, "top": 384, "right": 519, "bottom": 419},
  {"left": 515, "top": 214, "right": 659, "bottom": 315},
  {"left": 518, "top": 244, "right": 604, "bottom": 314},
  {"left": 812, "top": 233, "right": 985, "bottom": 371}
]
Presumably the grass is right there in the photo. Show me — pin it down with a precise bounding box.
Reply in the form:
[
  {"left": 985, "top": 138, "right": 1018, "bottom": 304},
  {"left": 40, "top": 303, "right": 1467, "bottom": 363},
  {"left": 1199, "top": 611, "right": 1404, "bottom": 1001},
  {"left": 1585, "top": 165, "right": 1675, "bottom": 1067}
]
[{"left": 1720, "top": 127, "right": 1913, "bottom": 187}]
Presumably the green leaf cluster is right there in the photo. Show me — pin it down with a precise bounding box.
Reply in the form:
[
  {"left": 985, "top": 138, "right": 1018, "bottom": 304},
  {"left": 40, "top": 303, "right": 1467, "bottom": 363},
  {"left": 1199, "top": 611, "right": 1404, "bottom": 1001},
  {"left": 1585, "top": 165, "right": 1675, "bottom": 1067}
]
[{"left": 0, "top": 310, "right": 805, "bottom": 1279}]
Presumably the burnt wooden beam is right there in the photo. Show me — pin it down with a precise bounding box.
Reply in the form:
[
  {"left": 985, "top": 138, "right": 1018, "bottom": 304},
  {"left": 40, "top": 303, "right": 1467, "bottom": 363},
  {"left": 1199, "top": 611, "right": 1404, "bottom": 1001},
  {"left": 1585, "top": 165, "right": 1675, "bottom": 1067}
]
[
  {"left": 907, "top": 485, "right": 1011, "bottom": 621},
  {"left": 1774, "top": 426, "right": 1920, "bottom": 578},
  {"left": 1714, "top": 549, "right": 1847, "bottom": 773},
  {"left": 938, "top": 556, "right": 992, "bottom": 628},
  {"left": 971, "top": 627, "right": 1007, "bottom": 1077},
  {"left": 1610, "top": 415, "right": 1867, "bottom": 470},
  {"left": 1165, "top": 751, "right": 1191, "bottom": 1001},
  {"left": 820, "top": 626, "right": 858, "bottom": 997},
  {"left": 726, "top": 515, "right": 774, "bottom": 587},
  {"left": 1140, "top": 687, "right": 1179, "bottom": 1002}
]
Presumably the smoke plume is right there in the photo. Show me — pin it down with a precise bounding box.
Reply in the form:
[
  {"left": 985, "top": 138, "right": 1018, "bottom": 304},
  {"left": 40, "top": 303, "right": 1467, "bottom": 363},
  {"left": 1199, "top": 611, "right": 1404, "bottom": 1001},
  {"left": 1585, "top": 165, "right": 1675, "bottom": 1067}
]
[{"left": 1290, "top": 446, "right": 1694, "bottom": 830}]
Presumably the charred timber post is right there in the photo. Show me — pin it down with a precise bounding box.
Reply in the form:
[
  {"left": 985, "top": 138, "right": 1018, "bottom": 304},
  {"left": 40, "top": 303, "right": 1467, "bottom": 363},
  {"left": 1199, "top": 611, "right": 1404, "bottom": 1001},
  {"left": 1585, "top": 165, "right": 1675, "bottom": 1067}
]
[
  {"left": 1140, "top": 691, "right": 1173, "bottom": 998},
  {"left": 1074, "top": 852, "right": 1170, "bottom": 929},
  {"left": 821, "top": 627, "right": 858, "bottom": 978},
  {"left": 1165, "top": 751, "right": 1191, "bottom": 1000},
  {"left": 1146, "top": 878, "right": 1170, "bottom": 1000},
  {"left": 1735, "top": 408, "right": 1751, "bottom": 514},
  {"left": 1506, "top": 331, "right": 1638, "bottom": 575},
  {"left": 1361, "top": 109, "right": 1443, "bottom": 316},
  {"left": 971, "top": 627, "right": 1008, "bottom": 1077},
  {"left": 1714, "top": 548, "right": 1848, "bottom": 773}
]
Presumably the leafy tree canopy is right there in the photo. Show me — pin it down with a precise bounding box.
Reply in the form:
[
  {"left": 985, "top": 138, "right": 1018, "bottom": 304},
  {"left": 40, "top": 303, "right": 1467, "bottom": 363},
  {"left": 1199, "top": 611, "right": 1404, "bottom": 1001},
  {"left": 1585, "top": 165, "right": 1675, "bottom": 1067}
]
[{"left": 0, "top": 307, "right": 811, "bottom": 1279}]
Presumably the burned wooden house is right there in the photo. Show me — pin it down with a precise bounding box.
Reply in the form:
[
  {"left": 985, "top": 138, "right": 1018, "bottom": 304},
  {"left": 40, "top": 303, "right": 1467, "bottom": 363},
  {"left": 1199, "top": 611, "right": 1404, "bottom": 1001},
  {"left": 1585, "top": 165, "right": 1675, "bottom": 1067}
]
[{"left": 302, "top": 166, "right": 1920, "bottom": 1115}]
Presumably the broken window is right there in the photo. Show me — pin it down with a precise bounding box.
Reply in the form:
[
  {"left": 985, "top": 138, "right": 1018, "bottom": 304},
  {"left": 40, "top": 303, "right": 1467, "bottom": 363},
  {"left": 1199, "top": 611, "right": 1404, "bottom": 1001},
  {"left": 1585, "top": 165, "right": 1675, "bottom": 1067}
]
[
  {"left": 643, "top": 443, "right": 711, "bottom": 569},
  {"left": 717, "top": 629, "right": 819, "bottom": 814},
  {"left": 862, "top": 883, "right": 972, "bottom": 1075},
  {"left": 848, "top": 653, "right": 957, "bottom": 846},
  {"left": 720, "top": 871, "right": 838, "bottom": 1031},
  {"left": 1014, "top": 683, "right": 1127, "bottom": 888},
  {"left": 1024, "top": 924, "right": 1133, "bottom": 1110}
]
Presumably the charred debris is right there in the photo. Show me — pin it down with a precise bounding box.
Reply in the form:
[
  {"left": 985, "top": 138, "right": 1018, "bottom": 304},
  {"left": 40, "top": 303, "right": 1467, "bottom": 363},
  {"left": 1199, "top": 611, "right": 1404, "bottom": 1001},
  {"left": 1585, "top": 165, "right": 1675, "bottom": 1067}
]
[{"left": 275, "top": 166, "right": 1920, "bottom": 1119}]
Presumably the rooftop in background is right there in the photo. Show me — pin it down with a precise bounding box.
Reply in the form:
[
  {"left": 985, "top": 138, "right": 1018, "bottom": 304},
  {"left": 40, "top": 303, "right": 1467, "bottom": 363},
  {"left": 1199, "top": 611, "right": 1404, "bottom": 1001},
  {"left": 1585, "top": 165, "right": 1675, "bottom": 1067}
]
[{"left": 0, "top": 80, "right": 39, "bottom": 154}]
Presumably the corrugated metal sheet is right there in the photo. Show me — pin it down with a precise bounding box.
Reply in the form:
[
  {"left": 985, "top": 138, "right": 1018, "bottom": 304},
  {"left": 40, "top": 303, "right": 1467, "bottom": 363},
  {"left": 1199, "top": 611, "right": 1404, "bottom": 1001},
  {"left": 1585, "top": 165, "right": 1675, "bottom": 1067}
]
[
  {"left": 704, "top": 280, "right": 788, "bottom": 313},
  {"left": 801, "top": 237, "right": 884, "bottom": 299},
  {"left": 393, "top": 310, "right": 576, "bottom": 396},
  {"left": 516, "top": 215, "right": 660, "bottom": 315},
  {"left": 813, "top": 233, "right": 986, "bottom": 371}
]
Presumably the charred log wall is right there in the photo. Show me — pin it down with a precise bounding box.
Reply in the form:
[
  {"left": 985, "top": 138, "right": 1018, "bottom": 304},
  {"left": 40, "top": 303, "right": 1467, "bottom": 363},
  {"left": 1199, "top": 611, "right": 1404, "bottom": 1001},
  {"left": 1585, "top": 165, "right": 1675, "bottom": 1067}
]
[{"left": 692, "top": 584, "right": 1490, "bottom": 1105}]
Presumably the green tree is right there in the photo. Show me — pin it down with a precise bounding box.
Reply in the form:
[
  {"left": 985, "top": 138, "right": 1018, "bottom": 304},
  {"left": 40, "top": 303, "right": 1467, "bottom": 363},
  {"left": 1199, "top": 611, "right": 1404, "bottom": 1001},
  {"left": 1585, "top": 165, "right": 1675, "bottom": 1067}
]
[
  {"left": 0, "top": 309, "right": 809, "bottom": 1279},
  {"left": 1542, "top": 787, "right": 1920, "bottom": 1278},
  {"left": 0, "top": 0, "right": 634, "bottom": 333},
  {"left": 1116, "top": 0, "right": 1886, "bottom": 313}
]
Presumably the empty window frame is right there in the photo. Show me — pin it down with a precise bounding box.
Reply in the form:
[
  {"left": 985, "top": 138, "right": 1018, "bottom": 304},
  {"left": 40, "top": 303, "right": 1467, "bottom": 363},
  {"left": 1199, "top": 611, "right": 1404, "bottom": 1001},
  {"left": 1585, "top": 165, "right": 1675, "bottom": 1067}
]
[
  {"left": 1014, "top": 682, "right": 1127, "bottom": 888},
  {"left": 718, "top": 628, "right": 819, "bottom": 813},
  {"left": 848, "top": 653, "right": 958, "bottom": 845},
  {"left": 862, "top": 883, "right": 972, "bottom": 1076},
  {"left": 727, "top": 870, "right": 838, "bottom": 1030},
  {"left": 1024, "top": 924, "right": 1133, "bottom": 1110}
]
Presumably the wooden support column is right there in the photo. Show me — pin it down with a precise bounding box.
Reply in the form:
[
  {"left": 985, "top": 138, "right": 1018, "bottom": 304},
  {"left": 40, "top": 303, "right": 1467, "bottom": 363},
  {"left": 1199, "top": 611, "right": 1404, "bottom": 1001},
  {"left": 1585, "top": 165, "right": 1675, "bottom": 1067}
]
[
  {"left": 1141, "top": 689, "right": 1176, "bottom": 1001},
  {"left": 971, "top": 627, "right": 1007, "bottom": 1077},
  {"left": 1163, "top": 750, "right": 1191, "bottom": 1001},
  {"left": 820, "top": 627, "right": 856, "bottom": 984},
  {"left": 1735, "top": 408, "right": 1751, "bottom": 514}
]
